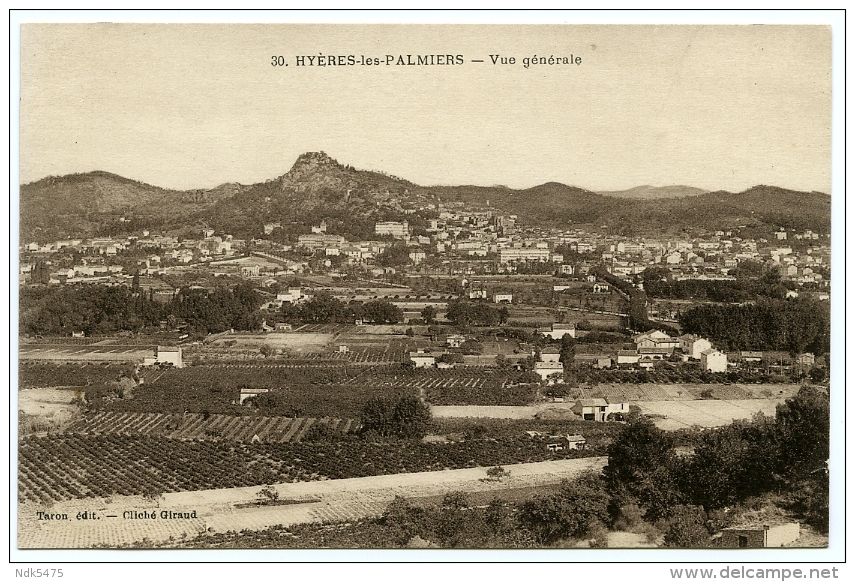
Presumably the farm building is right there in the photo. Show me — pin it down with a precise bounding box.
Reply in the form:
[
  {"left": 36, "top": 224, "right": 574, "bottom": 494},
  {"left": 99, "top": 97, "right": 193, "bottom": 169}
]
[
  {"left": 493, "top": 293, "right": 513, "bottom": 304},
  {"left": 572, "top": 398, "right": 630, "bottom": 422},
  {"left": 720, "top": 523, "right": 800, "bottom": 548},
  {"left": 539, "top": 347, "right": 562, "bottom": 364},
  {"left": 679, "top": 334, "right": 713, "bottom": 359},
  {"left": 239, "top": 387, "right": 270, "bottom": 405},
  {"left": 700, "top": 349, "right": 728, "bottom": 373},
  {"left": 142, "top": 346, "right": 184, "bottom": 368},
  {"left": 409, "top": 351, "right": 437, "bottom": 368},
  {"left": 446, "top": 334, "right": 466, "bottom": 348},
  {"left": 533, "top": 361, "right": 564, "bottom": 381},
  {"left": 616, "top": 350, "right": 640, "bottom": 365},
  {"left": 542, "top": 322, "right": 576, "bottom": 340}
]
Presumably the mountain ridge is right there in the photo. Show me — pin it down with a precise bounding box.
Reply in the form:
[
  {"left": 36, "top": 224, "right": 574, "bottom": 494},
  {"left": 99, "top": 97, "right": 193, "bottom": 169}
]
[{"left": 20, "top": 152, "right": 831, "bottom": 242}]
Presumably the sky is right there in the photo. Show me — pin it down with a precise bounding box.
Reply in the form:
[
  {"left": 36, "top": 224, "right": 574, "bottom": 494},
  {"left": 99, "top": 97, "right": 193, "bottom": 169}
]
[{"left": 19, "top": 23, "right": 832, "bottom": 193}]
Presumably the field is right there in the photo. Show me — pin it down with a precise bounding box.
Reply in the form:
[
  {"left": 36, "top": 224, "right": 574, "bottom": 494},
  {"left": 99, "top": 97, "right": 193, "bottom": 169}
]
[
  {"left": 18, "top": 433, "right": 608, "bottom": 505},
  {"left": 19, "top": 344, "right": 153, "bottom": 363},
  {"left": 209, "top": 332, "right": 333, "bottom": 351},
  {"left": 18, "top": 457, "right": 607, "bottom": 549},
  {"left": 63, "top": 411, "right": 356, "bottom": 442},
  {"left": 19, "top": 362, "right": 136, "bottom": 388},
  {"left": 637, "top": 399, "right": 784, "bottom": 430}
]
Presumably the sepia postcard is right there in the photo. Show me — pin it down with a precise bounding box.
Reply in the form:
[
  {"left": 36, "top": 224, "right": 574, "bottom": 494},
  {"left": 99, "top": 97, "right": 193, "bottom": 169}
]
[{"left": 13, "top": 16, "right": 841, "bottom": 563}]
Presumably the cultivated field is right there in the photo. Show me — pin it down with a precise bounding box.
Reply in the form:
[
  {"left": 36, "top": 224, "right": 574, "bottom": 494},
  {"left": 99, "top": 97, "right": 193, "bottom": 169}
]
[
  {"left": 433, "top": 397, "right": 786, "bottom": 429},
  {"left": 637, "top": 399, "right": 784, "bottom": 430},
  {"left": 19, "top": 344, "right": 153, "bottom": 363},
  {"left": 62, "top": 411, "right": 356, "bottom": 442},
  {"left": 18, "top": 456, "right": 607, "bottom": 549}
]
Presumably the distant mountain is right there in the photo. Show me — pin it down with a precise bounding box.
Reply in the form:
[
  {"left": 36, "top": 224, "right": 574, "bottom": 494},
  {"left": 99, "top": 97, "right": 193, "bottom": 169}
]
[
  {"left": 597, "top": 185, "right": 708, "bottom": 200},
  {"left": 19, "top": 153, "right": 831, "bottom": 242}
]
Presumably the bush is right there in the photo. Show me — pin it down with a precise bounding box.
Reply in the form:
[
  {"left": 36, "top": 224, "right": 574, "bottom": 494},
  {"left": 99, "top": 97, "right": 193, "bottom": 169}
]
[
  {"left": 518, "top": 472, "right": 610, "bottom": 544},
  {"left": 360, "top": 396, "right": 432, "bottom": 439},
  {"left": 662, "top": 505, "right": 711, "bottom": 548}
]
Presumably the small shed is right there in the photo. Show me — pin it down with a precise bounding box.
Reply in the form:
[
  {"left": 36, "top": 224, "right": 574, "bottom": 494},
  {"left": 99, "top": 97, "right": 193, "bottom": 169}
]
[{"left": 720, "top": 523, "right": 800, "bottom": 548}]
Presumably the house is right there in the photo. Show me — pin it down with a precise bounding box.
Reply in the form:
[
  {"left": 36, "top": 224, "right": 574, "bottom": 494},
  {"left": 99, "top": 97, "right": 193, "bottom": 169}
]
[
  {"left": 275, "top": 323, "right": 292, "bottom": 332},
  {"left": 239, "top": 387, "right": 270, "bottom": 404},
  {"left": 143, "top": 346, "right": 184, "bottom": 368},
  {"left": 796, "top": 353, "right": 815, "bottom": 366},
  {"left": 679, "top": 334, "right": 713, "bottom": 360},
  {"left": 564, "top": 434, "right": 587, "bottom": 450},
  {"left": 539, "top": 347, "right": 562, "bottom": 364},
  {"left": 572, "top": 398, "right": 630, "bottom": 422},
  {"left": 409, "top": 351, "right": 437, "bottom": 368},
  {"left": 635, "top": 330, "right": 680, "bottom": 350},
  {"left": 740, "top": 351, "right": 763, "bottom": 363},
  {"left": 700, "top": 349, "right": 728, "bottom": 373},
  {"left": 493, "top": 293, "right": 513, "bottom": 304},
  {"left": 592, "top": 282, "right": 610, "bottom": 293},
  {"left": 720, "top": 523, "right": 800, "bottom": 548},
  {"left": 446, "top": 334, "right": 466, "bottom": 348},
  {"left": 638, "top": 346, "right": 673, "bottom": 360},
  {"left": 533, "top": 361, "right": 564, "bottom": 381},
  {"left": 616, "top": 350, "right": 640, "bottom": 365},
  {"left": 571, "top": 398, "right": 609, "bottom": 422},
  {"left": 542, "top": 323, "right": 576, "bottom": 340}
]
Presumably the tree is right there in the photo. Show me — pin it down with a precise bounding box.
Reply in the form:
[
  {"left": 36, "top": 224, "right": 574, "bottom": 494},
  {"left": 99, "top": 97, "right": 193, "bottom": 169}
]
[
  {"left": 256, "top": 484, "right": 280, "bottom": 505},
  {"left": 494, "top": 353, "right": 511, "bottom": 371},
  {"left": 363, "top": 299, "right": 403, "bottom": 324},
  {"left": 498, "top": 306, "right": 509, "bottom": 325},
  {"left": 360, "top": 396, "right": 432, "bottom": 439},
  {"left": 518, "top": 472, "right": 610, "bottom": 544},
  {"left": 663, "top": 505, "right": 711, "bottom": 548},
  {"left": 391, "top": 396, "right": 433, "bottom": 439},
  {"left": 460, "top": 339, "right": 483, "bottom": 355},
  {"left": 259, "top": 344, "right": 274, "bottom": 358},
  {"left": 559, "top": 334, "right": 576, "bottom": 369},
  {"left": 421, "top": 305, "right": 437, "bottom": 324},
  {"left": 603, "top": 417, "right": 683, "bottom": 521},
  {"left": 299, "top": 291, "right": 347, "bottom": 323},
  {"left": 775, "top": 385, "right": 830, "bottom": 480}
]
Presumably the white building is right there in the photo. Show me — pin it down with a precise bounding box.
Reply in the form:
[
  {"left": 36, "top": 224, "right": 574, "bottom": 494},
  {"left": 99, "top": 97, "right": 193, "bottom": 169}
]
[
  {"left": 700, "top": 349, "right": 728, "bottom": 373},
  {"left": 493, "top": 293, "right": 513, "bottom": 304},
  {"left": 143, "top": 346, "right": 184, "bottom": 368},
  {"left": 409, "top": 351, "right": 437, "bottom": 368},
  {"left": 679, "top": 334, "right": 713, "bottom": 359},
  {"left": 375, "top": 221, "right": 410, "bottom": 238},
  {"left": 542, "top": 323, "right": 576, "bottom": 340},
  {"left": 533, "top": 361, "right": 564, "bottom": 381}
]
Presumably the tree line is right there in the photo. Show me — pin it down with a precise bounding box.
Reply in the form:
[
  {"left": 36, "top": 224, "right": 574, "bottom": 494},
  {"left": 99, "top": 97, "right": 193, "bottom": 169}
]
[
  {"left": 679, "top": 297, "right": 830, "bottom": 354},
  {"left": 280, "top": 291, "right": 402, "bottom": 325},
  {"left": 20, "top": 282, "right": 264, "bottom": 337},
  {"left": 445, "top": 299, "right": 509, "bottom": 327},
  {"left": 642, "top": 266, "right": 795, "bottom": 302}
]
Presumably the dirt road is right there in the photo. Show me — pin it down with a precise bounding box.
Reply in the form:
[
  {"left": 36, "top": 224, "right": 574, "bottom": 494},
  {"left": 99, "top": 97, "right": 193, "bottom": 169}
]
[{"left": 18, "top": 456, "right": 607, "bottom": 549}]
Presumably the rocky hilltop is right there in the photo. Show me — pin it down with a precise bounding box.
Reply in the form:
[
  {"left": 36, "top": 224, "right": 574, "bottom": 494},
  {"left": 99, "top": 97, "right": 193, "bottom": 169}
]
[{"left": 20, "top": 152, "right": 831, "bottom": 242}]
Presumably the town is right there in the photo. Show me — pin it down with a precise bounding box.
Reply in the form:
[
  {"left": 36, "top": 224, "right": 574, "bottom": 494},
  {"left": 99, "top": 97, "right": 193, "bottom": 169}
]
[{"left": 16, "top": 145, "right": 832, "bottom": 553}]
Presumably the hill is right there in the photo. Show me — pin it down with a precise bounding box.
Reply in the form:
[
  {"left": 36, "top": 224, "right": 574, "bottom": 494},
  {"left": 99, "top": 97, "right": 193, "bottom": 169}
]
[
  {"left": 597, "top": 185, "right": 708, "bottom": 200},
  {"left": 19, "top": 154, "right": 831, "bottom": 242}
]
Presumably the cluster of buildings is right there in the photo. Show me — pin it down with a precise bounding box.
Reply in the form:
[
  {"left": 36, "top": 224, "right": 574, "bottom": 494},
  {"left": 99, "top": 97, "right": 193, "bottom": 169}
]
[{"left": 21, "top": 199, "right": 830, "bottom": 297}]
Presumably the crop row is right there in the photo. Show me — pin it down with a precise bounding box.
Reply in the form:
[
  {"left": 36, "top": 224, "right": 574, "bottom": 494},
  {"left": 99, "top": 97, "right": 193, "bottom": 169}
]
[
  {"left": 18, "top": 433, "right": 604, "bottom": 504},
  {"left": 19, "top": 362, "right": 135, "bottom": 389},
  {"left": 63, "top": 412, "right": 356, "bottom": 442},
  {"left": 94, "top": 365, "right": 418, "bottom": 418}
]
